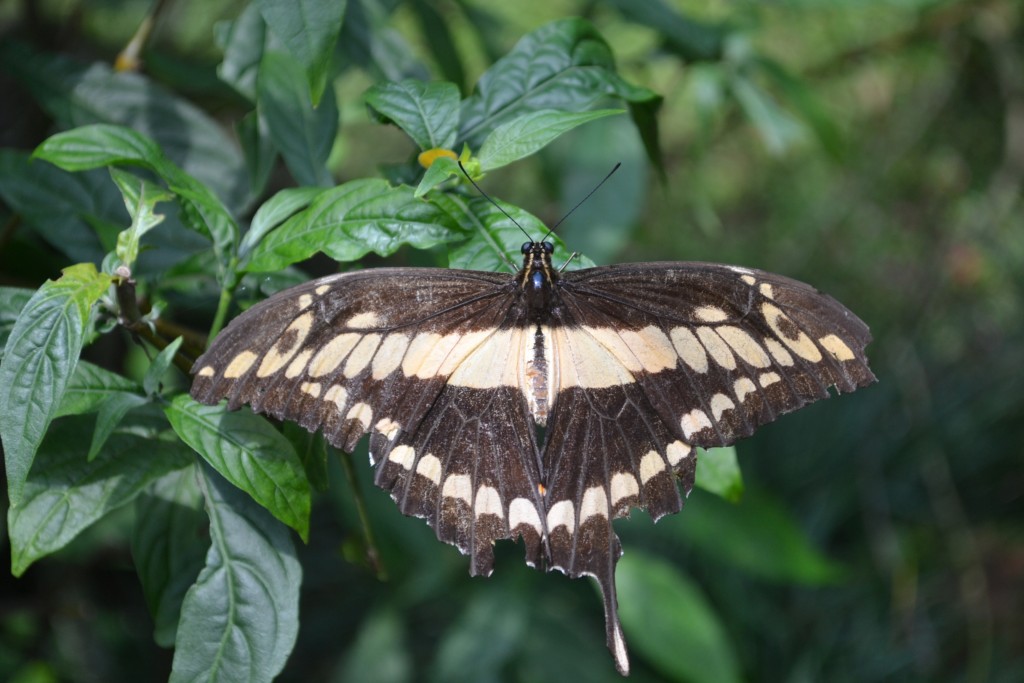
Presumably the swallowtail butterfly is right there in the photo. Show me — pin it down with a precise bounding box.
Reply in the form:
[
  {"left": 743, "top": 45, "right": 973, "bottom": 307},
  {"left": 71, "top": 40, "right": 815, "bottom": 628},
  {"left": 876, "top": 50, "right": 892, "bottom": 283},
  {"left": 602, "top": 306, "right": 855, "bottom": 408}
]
[{"left": 191, "top": 236, "right": 875, "bottom": 674}]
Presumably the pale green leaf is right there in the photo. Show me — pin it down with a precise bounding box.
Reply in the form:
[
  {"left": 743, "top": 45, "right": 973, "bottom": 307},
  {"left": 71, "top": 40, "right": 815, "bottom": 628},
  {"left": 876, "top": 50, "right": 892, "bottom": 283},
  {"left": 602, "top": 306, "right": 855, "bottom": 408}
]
[
  {"left": 170, "top": 464, "right": 301, "bottom": 683},
  {"left": 0, "top": 263, "right": 112, "bottom": 507},
  {"left": 165, "top": 395, "right": 311, "bottom": 541}
]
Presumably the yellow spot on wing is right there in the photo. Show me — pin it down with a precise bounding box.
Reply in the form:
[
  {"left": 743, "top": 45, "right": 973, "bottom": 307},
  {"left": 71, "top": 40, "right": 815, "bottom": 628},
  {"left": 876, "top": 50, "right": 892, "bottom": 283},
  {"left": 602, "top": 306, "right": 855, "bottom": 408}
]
[
  {"left": 819, "top": 334, "right": 855, "bottom": 361},
  {"left": 670, "top": 327, "right": 709, "bottom": 373},
  {"left": 224, "top": 350, "right": 257, "bottom": 378},
  {"left": 696, "top": 327, "right": 737, "bottom": 370},
  {"left": 308, "top": 333, "right": 360, "bottom": 377},
  {"left": 345, "top": 311, "right": 380, "bottom": 329},
  {"left": 694, "top": 306, "right": 729, "bottom": 322}
]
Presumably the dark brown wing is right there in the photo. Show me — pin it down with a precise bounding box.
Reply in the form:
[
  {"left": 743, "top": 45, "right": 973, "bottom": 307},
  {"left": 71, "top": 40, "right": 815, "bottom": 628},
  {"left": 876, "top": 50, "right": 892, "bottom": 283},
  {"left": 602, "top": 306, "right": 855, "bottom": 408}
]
[
  {"left": 191, "top": 267, "right": 551, "bottom": 576},
  {"left": 534, "top": 261, "right": 875, "bottom": 674}
]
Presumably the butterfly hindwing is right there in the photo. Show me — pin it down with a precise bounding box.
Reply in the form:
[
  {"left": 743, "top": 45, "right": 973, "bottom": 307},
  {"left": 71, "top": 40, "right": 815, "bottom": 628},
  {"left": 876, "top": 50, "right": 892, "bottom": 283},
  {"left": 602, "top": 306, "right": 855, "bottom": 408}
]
[
  {"left": 374, "top": 383, "right": 546, "bottom": 575},
  {"left": 541, "top": 380, "right": 694, "bottom": 674}
]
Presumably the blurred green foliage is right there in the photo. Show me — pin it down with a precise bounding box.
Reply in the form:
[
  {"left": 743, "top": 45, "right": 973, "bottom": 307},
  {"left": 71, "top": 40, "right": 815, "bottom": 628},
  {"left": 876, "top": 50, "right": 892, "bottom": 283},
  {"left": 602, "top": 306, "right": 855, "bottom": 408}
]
[{"left": 0, "top": 1, "right": 1021, "bottom": 682}]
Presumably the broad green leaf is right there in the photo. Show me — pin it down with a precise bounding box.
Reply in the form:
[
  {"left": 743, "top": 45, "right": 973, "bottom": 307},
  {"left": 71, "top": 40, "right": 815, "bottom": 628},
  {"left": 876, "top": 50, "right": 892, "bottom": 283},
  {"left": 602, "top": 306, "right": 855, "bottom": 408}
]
[
  {"left": 678, "top": 489, "right": 846, "bottom": 584},
  {"left": 365, "top": 79, "right": 460, "bottom": 150},
  {"left": 414, "top": 155, "right": 460, "bottom": 198},
  {"left": 7, "top": 415, "right": 193, "bottom": 576},
  {"left": 237, "top": 109, "right": 279, "bottom": 198},
  {"left": 34, "top": 124, "right": 240, "bottom": 270},
  {"left": 0, "top": 150, "right": 115, "bottom": 264},
  {"left": 458, "top": 18, "right": 663, "bottom": 167},
  {"left": 56, "top": 360, "right": 142, "bottom": 417},
  {"left": 109, "top": 168, "right": 173, "bottom": 269},
  {"left": 0, "top": 263, "right": 113, "bottom": 507},
  {"left": 338, "top": 607, "right": 412, "bottom": 683},
  {"left": 215, "top": 3, "right": 268, "bottom": 101},
  {"left": 756, "top": 56, "right": 846, "bottom": 160},
  {"left": 337, "top": 0, "right": 430, "bottom": 82},
  {"left": 434, "top": 194, "right": 593, "bottom": 272},
  {"left": 165, "top": 395, "right": 311, "bottom": 541},
  {"left": 433, "top": 588, "right": 527, "bottom": 681},
  {"left": 244, "top": 179, "right": 462, "bottom": 272},
  {"left": 617, "top": 552, "right": 741, "bottom": 683},
  {"left": 0, "top": 42, "right": 248, "bottom": 210},
  {"left": 257, "top": 50, "right": 338, "bottom": 187},
  {"left": 282, "top": 422, "right": 330, "bottom": 493},
  {"left": 694, "top": 446, "right": 743, "bottom": 502},
  {"left": 170, "top": 464, "right": 301, "bottom": 683},
  {"left": 255, "top": 0, "right": 346, "bottom": 105},
  {"left": 409, "top": 0, "right": 466, "bottom": 90},
  {"left": 731, "top": 72, "right": 808, "bottom": 156},
  {"left": 241, "top": 186, "right": 325, "bottom": 259},
  {"left": 132, "top": 465, "right": 208, "bottom": 647},
  {"left": 549, "top": 114, "right": 648, "bottom": 263},
  {"left": 0, "top": 286, "right": 34, "bottom": 353},
  {"left": 144, "top": 337, "right": 184, "bottom": 397},
  {"left": 608, "top": 0, "right": 726, "bottom": 61},
  {"left": 477, "top": 108, "right": 623, "bottom": 171},
  {"left": 87, "top": 391, "right": 149, "bottom": 461}
]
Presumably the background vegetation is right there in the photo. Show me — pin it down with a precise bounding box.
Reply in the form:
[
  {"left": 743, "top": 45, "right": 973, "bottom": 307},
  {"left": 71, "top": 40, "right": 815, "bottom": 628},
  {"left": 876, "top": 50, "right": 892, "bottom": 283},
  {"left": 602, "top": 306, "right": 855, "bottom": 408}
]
[{"left": 0, "top": 0, "right": 1021, "bottom": 682}]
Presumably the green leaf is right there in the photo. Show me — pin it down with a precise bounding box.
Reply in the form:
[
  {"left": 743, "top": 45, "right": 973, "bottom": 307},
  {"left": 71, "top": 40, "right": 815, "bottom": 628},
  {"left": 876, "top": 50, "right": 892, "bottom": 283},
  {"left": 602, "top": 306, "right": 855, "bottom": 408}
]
[
  {"left": 244, "top": 179, "right": 463, "bottom": 272},
  {"left": 170, "top": 463, "right": 301, "bottom": 683},
  {"left": 338, "top": 607, "right": 412, "bottom": 683},
  {"left": 434, "top": 194, "right": 593, "bottom": 272},
  {"left": 0, "top": 286, "right": 34, "bottom": 353},
  {"left": 755, "top": 56, "right": 846, "bottom": 160},
  {"left": 413, "top": 155, "right": 460, "bottom": 198},
  {"left": 34, "top": 124, "right": 240, "bottom": 272},
  {"left": 109, "top": 167, "right": 173, "bottom": 269},
  {"left": 237, "top": 109, "right": 279, "bottom": 198},
  {"left": 281, "top": 422, "right": 330, "bottom": 493},
  {"left": 458, "top": 18, "right": 662, "bottom": 161},
  {"left": 255, "top": 0, "right": 346, "bottom": 105},
  {"left": 679, "top": 489, "right": 846, "bottom": 584},
  {"left": 617, "top": 551, "right": 741, "bottom": 683},
  {"left": 132, "top": 465, "right": 208, "bottom": 647},
  {"left": 365, "top": 79, "right": 460, "bottom": 151},
  {"left": 240, "top": 186, "right": 324, "bottom": 259},
  {"left": 0, "top": 41, "right": 249, "bottom": 211},
  {"left": 730, "top": 72, "right": 808, "bottom": 156},
  {"left": 257, "top": 50, "right": 338, "bottom": 187},
  {"left": 608, "top": 0, "right": 726, "bottom": 62},
  {"left": 0, "top": 150, "right": 113, "bottom": 265},
  {"left": 165, "top": 395, "right": 311, "bottom": 541},
  {"left": 144, "top": 337, "right": 184, "bottom": 397},
  {"left": 694, "top": 446, "right": 743, "bottom": 501},
  {"left": 87, "top": 391, "right": 149, "bottom": 461},
  {"left": 7, "top": 415, "right": 193, "bottom": 576},
  {"left": 0, "top": 263, "right": 113, "bottom": 507},
  {"left": 337, "top": 0, "right": 429, "bottom": 83},
  {"left": 477, "top": 108, "right": 623, "bottom": 171},
  {"left": 409, "top": 0, "right": 466, "bottom": 91},
  {"left": 56, "top": 360, "right": 142, "bottom": 417},
  {"left": 216, "top": 3, "right": 267, "bottom": 101}
]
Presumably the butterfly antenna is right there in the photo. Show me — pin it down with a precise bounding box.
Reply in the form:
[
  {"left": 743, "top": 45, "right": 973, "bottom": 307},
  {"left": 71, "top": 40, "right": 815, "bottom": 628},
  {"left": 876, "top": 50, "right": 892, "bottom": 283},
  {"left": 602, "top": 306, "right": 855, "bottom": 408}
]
[
  {"left": 458, "top": 161, "right": 533, "bottom": 244},
  {"left": 543, "top": 162, "right": 622, "bottom": 242}
]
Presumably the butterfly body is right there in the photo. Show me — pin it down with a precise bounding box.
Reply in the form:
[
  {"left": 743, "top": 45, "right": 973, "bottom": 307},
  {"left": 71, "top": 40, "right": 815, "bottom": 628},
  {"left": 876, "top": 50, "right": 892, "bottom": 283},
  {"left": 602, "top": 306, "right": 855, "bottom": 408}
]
[{"left": 191, "top": 242, "right": 875, "bottom": 675}]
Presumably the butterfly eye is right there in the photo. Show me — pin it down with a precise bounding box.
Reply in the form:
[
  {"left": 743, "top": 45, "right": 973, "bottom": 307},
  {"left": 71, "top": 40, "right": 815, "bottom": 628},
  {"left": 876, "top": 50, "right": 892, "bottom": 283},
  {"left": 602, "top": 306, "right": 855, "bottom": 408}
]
[
  {"left": 521, "top": 241, "right": 533, "bottom": 254},
  {"left": 542, "top": 241, "right": 554, "bottom": 254}
]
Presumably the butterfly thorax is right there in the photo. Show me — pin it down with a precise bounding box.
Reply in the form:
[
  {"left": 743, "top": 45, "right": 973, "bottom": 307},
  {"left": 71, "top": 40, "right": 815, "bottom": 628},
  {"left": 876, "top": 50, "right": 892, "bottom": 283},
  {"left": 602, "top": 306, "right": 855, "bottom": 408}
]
[{"left": 519, "top": 241, "right": 558, "bottom": 324}]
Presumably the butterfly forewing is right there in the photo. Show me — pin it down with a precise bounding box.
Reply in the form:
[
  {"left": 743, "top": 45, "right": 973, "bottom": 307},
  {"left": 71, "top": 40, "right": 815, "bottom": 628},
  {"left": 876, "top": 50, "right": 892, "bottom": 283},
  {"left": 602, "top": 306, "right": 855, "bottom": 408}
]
[
  {"left": 191, "top": 253, "right": 875, "bottom": 677},
  {"left": 556, "top": 263, "right": 874, "bottom": 448}
]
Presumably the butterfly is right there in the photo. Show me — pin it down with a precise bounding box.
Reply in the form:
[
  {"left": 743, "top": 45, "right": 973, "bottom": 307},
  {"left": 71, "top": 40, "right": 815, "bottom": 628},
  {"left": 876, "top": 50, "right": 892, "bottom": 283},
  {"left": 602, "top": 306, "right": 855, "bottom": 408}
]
[{"left": 190, "top": 234, "right": 875, "bottom": 675}]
